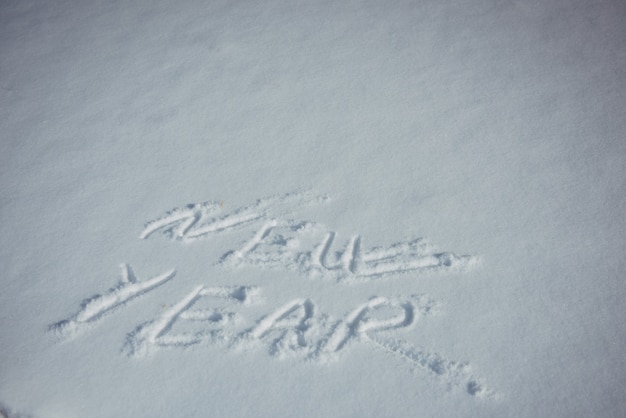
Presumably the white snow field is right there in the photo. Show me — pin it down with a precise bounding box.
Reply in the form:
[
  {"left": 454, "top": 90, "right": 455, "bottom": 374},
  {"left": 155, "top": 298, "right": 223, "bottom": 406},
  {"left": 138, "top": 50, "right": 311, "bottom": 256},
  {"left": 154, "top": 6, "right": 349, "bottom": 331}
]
[{"left": 1, "top": 0, "right": 625, "bottom": 416}]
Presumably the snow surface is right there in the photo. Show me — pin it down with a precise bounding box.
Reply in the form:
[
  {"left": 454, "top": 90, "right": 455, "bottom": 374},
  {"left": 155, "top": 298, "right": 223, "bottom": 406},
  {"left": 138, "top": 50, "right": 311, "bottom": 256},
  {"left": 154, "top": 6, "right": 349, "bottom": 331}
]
[{"left": 1, "top": 0, "right": 625, "bottom": 416}]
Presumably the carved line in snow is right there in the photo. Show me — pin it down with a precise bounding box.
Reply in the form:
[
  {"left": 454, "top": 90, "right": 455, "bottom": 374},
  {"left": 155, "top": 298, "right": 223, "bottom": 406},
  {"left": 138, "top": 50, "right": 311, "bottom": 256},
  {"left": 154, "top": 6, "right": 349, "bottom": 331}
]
[
  {"left": 220, "top": 220, "right": 478, "bottom": 282},
  {"left": 48, "top": 265, "right": 493, "bottom": 398},
  {"left": 140, "top": 192, "right": 478, "bottom": 282},
  {"left": 49, "top": 264, "right": 175, "bottom": 337}
]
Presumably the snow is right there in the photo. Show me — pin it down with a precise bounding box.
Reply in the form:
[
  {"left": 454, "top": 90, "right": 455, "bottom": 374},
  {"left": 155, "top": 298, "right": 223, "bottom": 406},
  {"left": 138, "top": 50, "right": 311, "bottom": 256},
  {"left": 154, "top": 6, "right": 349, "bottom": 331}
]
[{"left": 1, "top": 0, "right": 625, "bottom": 416}]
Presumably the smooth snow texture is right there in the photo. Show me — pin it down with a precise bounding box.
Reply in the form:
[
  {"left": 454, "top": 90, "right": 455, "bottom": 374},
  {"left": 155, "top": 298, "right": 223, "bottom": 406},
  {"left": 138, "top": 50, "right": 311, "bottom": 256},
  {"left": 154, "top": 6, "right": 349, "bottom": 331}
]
[{"left": 1, "top": 0, "right": 625, "bottom": 417}]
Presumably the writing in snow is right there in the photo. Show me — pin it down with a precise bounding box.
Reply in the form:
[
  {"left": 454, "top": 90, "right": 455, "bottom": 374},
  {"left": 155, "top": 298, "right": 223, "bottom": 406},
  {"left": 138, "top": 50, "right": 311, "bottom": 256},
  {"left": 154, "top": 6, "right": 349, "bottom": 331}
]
[
  {"left": 50, "top": 264, "right": 430, "bottom": 357},
  {"left": 48, "top": 264, "right": 490, "bottom": 397},
  {"left": 47, "top": 193, "right": 491, "bottom": 397},
  {"left": 139, "top": 192, "right": 478, "bottom": 282}
]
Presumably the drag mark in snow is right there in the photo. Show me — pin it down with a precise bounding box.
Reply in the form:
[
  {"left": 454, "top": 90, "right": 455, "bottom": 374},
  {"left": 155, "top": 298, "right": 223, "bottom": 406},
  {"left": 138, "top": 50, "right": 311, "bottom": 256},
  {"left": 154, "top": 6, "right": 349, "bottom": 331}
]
[
  {"left": 248, "top": 298, "right": 314, "bottom": 340},
  {"left": 241, "top": 298, "right": 317, "bottom": 357},
  {"left": 120, "top": 285, "right": 488, "bottom": 396},
  {"left": 220, "top": 221, "right": 477, "bottom": 282},
  {"left": 124, "top": 285, "right": 260, "bottom": 356},
  {"left": 141, "top": 192, "right": 477, "bottom": 281},
  {"left": 138, "top": 201, "right": 259, "bottom": 240},
  {"left": 312, "top": 232, "right": 361, "bottom": 273},
  {"left": 49, "top": 264, "right": 175, "bottom": 337},
  {"left": 367, "top": 337, "right": 494, "bottom": 398},
  {"left": 225, "top": 220, "right": 279, "bottom": 260},
  {"left": 124, "top": 290, "right": 433, "bottom": 360},
  {"left": 50, "top": 190, "right": 493, "bottom": 398},
  {"left": 139, "top": 204, "right": 210, "bottom": 240},
  {"left": 321, "top": 297, "right": 415, "bottom": 353},
  {"left": 139, "top": 191, "right": 327, "bottom": 241}
]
